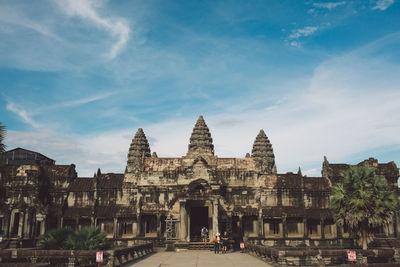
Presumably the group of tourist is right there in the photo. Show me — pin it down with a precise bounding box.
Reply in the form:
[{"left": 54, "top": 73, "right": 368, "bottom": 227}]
[{"left": 200, "top": 227, "right": 229, "bottom": 254}]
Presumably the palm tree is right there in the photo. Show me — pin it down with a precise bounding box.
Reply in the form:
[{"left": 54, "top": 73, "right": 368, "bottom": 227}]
[
  {"left": 40, "top": 226, "right": 111, "bottom": 250},
  {"left": 330, "top": 165, "right": 397, "bottom": 250},
  {"left": 0, "top": 122, "right": 6, "bottom": 158},
  {"left": 66, "top": 226, "right": 111, "bottom": 250},
  {"left": 40, "top": 227, "right": 74, "bottom": 250}
]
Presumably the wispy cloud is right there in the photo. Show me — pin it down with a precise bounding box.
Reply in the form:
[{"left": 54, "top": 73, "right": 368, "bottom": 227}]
[
  {"left": 5, "top": 32, "right": 400, "bottom": 176},
  {"left": 288, "top": 26, "right": 319, "bottom": 40},
  {"left": 372, "top": 0, "right": 394, "bottom": 10},
  {"left": 56, "top": 0, "right": 130, "bottom": 60},
  {"left": 6, "top": 101, "right": 40, "bottom": 128},
  {"left": 313, "top": 1, "right": 346, "bottom": 10},
  {"left": 50, "top": 91, "right": 119, "bottom": 109},
  {"left": 0, "top": 5, "right": 61, "bottom": 41}
]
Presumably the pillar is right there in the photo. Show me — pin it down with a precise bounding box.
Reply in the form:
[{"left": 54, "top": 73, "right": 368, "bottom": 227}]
[
  {"left": 258, "top": 210, "right": 263, "bottom": 238},
  {"left": 113, "top": 218, "right": 118, "bottom": 238},
  {"left": 40, "top": 220, "right": 45, "bottom": 235},
  {"left": 238, "top": 214, "right": 243, "bottom": 239},
  {"left": 303, "top": 217, "right": 308, "bottom": 238},
  {"left": 3, "top": 212, "right": 10, "bottom": 238},
  {"left": 136, "top": 213, "right": 143, "bottom": 236},
  {"left": 133, "top": 218, "right": 138, "bottom": 237},
  {"left": 179, "top": 201, "right": 187, "bottom": 241},
  {"left": 212, "top": 201, "right": 218, "bottom": 239},
  {"left": 157, "top": 214, "right": 161, "bottom": 238},
  {"left": 282, "top": 215, "right": 288, "bottom": 238},
  {"left": 17, "top": 212, "right": 24, "bottom": 237},
  {"left": 23, "top": 211, "right": 30, "bottom": 238},
  {"left": 9, "top": 210, "right": 15, "bottom": 237},
  {"left": 320, "top": 217, "right": 325, "bottom": 239}
]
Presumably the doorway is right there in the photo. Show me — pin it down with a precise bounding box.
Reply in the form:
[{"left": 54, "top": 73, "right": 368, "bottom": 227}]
[{"left": 190, "top": 206, "right": 208, "bottom": 241}]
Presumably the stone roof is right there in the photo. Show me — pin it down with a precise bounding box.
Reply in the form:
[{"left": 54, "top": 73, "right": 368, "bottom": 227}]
[
  {"left": 69, "top": 178, "right": 94, "bottom": 192},
  {"left": 2, "top": 147, "right": 55, "bottom": 166},
  {"left": 97, "top": 173, "right": 124, "bottom": 189},
  {"left": 187, "top": 115, "right": 214, "bottom": 155}
]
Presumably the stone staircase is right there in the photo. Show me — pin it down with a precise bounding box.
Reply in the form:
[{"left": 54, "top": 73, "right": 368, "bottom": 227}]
[{"left": 188, "top": 242, "right": 213, "bottom": 250}]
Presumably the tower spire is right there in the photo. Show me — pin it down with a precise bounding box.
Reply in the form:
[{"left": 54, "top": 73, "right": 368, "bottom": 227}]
[
  {"left": 187, "top": 115, "right": 214, "bottom": 156},
  {"left": 251, "top": 129, "right": 276, "bottom": 174},
  {"left": 126, "top": 128, "right": 151, "bottom": 173}
]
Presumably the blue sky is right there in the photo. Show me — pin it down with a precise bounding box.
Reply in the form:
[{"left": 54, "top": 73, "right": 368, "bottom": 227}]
[{"left": 1, "top": 0, "right": 399, "bottom": 177}]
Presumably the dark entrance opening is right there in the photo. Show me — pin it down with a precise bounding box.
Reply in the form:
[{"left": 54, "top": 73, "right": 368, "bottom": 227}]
[{"left": 190, "top": 206, "right": 208, "bottom": 241}]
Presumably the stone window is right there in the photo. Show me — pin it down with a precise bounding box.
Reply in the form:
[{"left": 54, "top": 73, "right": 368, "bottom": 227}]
[
  {"left": 104, "top": 223, "right": 114, "bottom": 235},
  {"left": 307, "top": 219, "right": 321, "bottom": 237},
  {"left": 324, "top": 218, "right": 336, "bottom": 238},
  {"left": 264, "top": 219, "right": 281, "bottom": 236},
  {"left": 287, "top": 218, "right": 302, "bottom": 236},
  {"left": 120, "top": 222, "right": 133, "bottom": 236}
]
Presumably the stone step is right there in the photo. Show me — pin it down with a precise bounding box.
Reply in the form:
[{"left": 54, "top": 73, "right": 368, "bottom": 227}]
[{"left": 188, "top": 242, "right": 213, "bottom": 250}]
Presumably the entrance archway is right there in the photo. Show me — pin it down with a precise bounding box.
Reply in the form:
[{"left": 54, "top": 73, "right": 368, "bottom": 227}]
[{"left": 190, "top": 206, "right": 208, "bottom": 241}]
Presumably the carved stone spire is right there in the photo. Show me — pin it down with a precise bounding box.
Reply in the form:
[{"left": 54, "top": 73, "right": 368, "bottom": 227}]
[
  {"left": 187, "top": 115, "right": 214, "bottom": 156},
  {"left": 251, "top": 129, "right": 276, "bottom": 174},
  {"left": 126, "top": 128, "right": 151, "bottom": 173}
]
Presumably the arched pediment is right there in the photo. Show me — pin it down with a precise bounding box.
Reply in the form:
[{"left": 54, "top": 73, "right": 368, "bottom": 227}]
[
  {"left": 188, "top": 178, "right": 211, "bottom": 193},
  {"left": 192, "top": 156, "right": 208, "bottom": 166}
]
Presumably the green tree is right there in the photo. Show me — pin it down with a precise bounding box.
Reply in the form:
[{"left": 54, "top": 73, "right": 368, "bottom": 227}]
[
  {"left": 39, "top": 227, "right": 74, "bottom": 250},
  {"left": 39, "top": 226, "right": 111, "bottom": 250},
  {"left": 330, "top": 165, "right": 397, "bottom": 250},
  {"left": 66, "top": 226, "right": 111, "bottom": 250}
]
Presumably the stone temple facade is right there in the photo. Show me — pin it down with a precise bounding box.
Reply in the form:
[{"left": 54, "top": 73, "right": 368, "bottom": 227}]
[{"left": 0, "top": 116, "right": 399, "bottom": 248}]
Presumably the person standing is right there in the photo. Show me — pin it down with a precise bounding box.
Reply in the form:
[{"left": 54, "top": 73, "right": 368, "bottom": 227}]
[
  {"left": 221, "top": 231, "right": 229, "bottom": 253},
  {"left": 201, "top": 226, "right": 208, "bottom": 243},
  {"left": 213, "top": 234, "right": 220, "bottom": 254}
]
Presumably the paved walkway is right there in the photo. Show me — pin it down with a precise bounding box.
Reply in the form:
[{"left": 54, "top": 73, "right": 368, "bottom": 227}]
[{"left": 126, "top": 250, "right": 273, "bottom": 267}]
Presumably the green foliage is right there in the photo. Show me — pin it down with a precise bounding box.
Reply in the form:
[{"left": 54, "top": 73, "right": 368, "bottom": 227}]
[
  {"left": 66, "top": 226, "right": 111, "bottom": 250},
  {"left": 40, "top": 226, "right": 111, "bottom": 250},
  {"left": 39, "top": 227, "right": 74, "bottom": 250},
  {"left": 330, "top": 165, "right": 397, "bottom": 249}
]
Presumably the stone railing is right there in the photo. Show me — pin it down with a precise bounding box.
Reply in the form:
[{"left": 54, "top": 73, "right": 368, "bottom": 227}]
[
  {"left": 0, "top": 243, "right": 153, "bottom": 266},
  {"left": 245, "top": 242, "right": 400, "bottom": 266}
]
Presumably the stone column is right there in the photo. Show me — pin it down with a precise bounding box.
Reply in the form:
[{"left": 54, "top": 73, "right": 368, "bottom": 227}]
[
  {"left": 17, "top": 212, "right": 24, "bottom": 237},
  {"left": 258, "top": 210, "right": 263, "bottom": 238},
  {"left": 282, "top": 215, "right": 288, "bottom": 238},
  {"left": 133, "top": 218, "right": 138, "bottom": 237},
  {"left": 4, "top": 212, "right": 10, "bottom": 238},
  {"left": 238, "top": 214, "right": 243, "bottom": 240},
  {"left": 303, "top": 217, "right": 308, "bottom": 238},
  {"left": 179, "top": 201, "right": 187, "bottom": 241},
  {"left": 9, "top": 211, "right": 15, "bottom": 237},
  {"left": 212, "top": 201, "right": 218, "bottom": 239},
  {"left": 157, "top": 214, "right": 161, "bottom": 239},
  {"left": 320, "top": 217, "right": 325, "bottom": 239},
  {"left": 40, "top": 220, "right": 45, "bottom": 235},
  {"left": 23, "top": 211, "right": 30, "bottom": 238},
  {"left": 113, "top": 218, "right": 118, "bottom": 238}
]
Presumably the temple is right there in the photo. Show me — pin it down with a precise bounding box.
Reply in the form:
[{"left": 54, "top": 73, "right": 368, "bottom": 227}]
[{"left": 0, "top": 116, "right": 399, "bottom": 249}]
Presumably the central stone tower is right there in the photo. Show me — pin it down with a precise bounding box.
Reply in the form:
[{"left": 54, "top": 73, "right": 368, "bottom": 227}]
[{"left": 186, "top": 115, "right": 214, "bottom": 157}]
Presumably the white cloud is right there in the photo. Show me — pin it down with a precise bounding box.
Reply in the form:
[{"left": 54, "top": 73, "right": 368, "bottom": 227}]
[
  {"left": 288, "top": 26, "right": 318, "bottom": 39},
  {"left": 372, "top": 0, "right": 394, "bottom": 10},
  {"left": 0, "top": 6, "right": 61, "bottom": 41},
  {"left": 313, "top": 1, "right": 346, "bottom": 10},
  {"left": 6, "top": 102, "right": 40, "bottom": 128},
  {"left": 4, "top": 33, "right": 400, "bottom": 177},
  {"left": 56, "top": 0, "right": 130, "bottom": 59}
]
